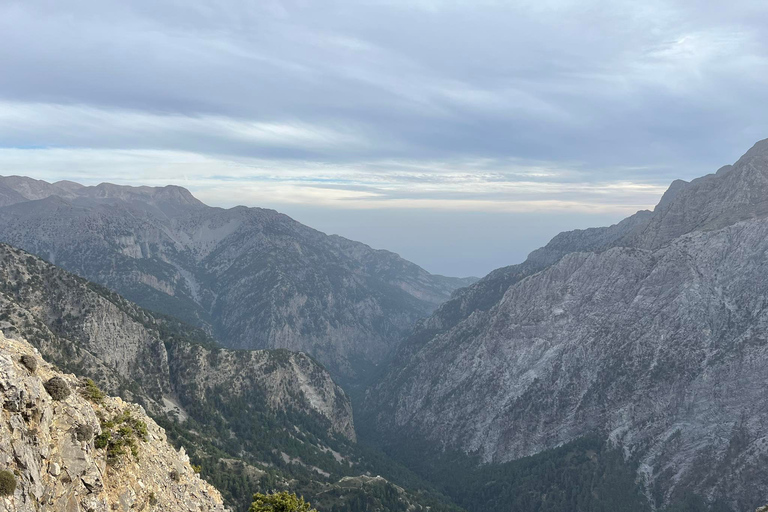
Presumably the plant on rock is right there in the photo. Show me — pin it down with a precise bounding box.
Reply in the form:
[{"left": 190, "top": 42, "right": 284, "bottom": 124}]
[
  {"left": 249, "top": 491, "right": 317, "bottom": 512},
  {"left": 79, "top": 378, "right": 105, "bottom": 404},
  {"left": 95, "top": 410, "right": 149, "bottom": 465},
  {"left": 0, "top": 470, "right": 16, "bottom": 496},
  {"left": 44, "top": 377, "right": 71, "bottom": 400},
  {"left": 19, "top": 354, "right": 37, "bottom": 373}
]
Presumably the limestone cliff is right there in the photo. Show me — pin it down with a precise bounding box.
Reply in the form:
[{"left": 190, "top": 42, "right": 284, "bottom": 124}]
[{"left": 0, "top": 332, "right": 227, "bottom": 512}]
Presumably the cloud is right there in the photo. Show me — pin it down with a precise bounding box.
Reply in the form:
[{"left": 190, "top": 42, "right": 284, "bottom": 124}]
[
  {"left": 1, "top": 0, "right": 768, "bottom": 274},
  {"left": 0, "top": 102, "right": 371, "bottom": 156},
  {"left": 0, "top": 147, "right": 665, "bottom": 215}
]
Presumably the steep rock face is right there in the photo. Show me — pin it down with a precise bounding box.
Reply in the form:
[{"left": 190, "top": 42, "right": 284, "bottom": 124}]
[
  {"left": 0, "top": 177, "right": 474, "bottom": 381},
  {"left": 366, "top": 139, "right": 768, "bottom": 510},
  {"left": 168, "top": 344, "right": 355, "bottom": 441},
  {"left": 0, "top": 332, "right": 227, "bottom": 512},
  {"left": 0, "top": 243, "right": 355, "bottom": 440}
]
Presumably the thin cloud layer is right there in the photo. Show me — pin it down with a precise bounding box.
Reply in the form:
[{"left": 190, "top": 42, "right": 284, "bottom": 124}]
[{"left": 0, "top": 0, "right": 767, "bottom": 274}]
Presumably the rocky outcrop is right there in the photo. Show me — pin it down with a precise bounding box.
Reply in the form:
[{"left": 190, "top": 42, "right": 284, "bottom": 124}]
[
  {"left": 366, "top": 138, "right": 768, "bottom": 511},
  {"left": 168, "top": 344, "right": 355, "bottom": 441},
  {"left": 0, "top": 332, "right": 227, "bottom": 511},
  {"left": 0, "top": 177, "right": 474, "bottom": 382}
]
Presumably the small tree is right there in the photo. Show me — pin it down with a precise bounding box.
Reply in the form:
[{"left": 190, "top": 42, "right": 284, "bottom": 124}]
[{"left": 249, "top": 491, "right": 317, "bottom": 512}]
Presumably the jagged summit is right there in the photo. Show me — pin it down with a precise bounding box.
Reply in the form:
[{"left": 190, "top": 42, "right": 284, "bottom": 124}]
[
  {"left": 735, "top": 136, "right": 768, "bottom": 164},
  {"left": 627, "top": 138, "right": 768, "bottom": 249}
]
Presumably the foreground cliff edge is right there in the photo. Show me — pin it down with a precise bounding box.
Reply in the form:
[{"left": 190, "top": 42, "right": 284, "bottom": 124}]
[{"left": 0, "top": 332, "right": 228, "bottom": 512}]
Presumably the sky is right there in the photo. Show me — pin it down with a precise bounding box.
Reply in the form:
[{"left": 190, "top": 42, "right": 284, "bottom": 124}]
[{"left": 1, "top": 0, "right": 768, "bottom": 277}]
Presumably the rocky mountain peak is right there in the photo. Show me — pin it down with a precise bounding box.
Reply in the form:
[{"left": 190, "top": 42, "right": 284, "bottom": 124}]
[
  {"left": 625, "top": 139, "right": 768, "bottom": 249},
  {"left": 735, "top": 137, "right": 768, "bottom": 165}
]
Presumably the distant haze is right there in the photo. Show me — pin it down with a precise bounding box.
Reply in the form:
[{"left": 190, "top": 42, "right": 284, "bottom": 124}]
[{"left": 1, "top": 0, "right": 767, "bottom": 276}]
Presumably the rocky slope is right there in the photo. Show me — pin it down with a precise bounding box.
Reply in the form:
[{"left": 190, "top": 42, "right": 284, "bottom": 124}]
[
  {"left": 0, "top": 332, "right": 227, "bottom": 511},
  {"left": 0, "top": 177, "right": 474, "bottom": 382},
  {"left": 0, "top": 243, "right": 462, "bottom": 512},
  {"left": 365, "top": 138, "right": 768, "bottom": 511},
  {"left": 0, "top": 243, "right": 354, "bottom": 441}
]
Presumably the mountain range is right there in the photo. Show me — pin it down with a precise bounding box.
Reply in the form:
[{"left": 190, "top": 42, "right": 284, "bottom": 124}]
[
  {"left": 4, "top": 139, "right": 768, "bottom": 511},
  {"left": 0, "top": 242, "right": 459, "bottom": 511},
  {"left": 0, "top": 177, "right": 474, "bottom": 384}
]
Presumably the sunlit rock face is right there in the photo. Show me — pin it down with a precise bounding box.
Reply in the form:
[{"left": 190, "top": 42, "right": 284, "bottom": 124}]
[{"left": 366, "top": 139, "right": 768, "bottom": 510}]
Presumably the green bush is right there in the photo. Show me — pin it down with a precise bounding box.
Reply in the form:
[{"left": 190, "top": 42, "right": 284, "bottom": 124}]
[
  {"left": 80, "top": 378, "right": 105, "bottom": 403},
  {"left": 0, "top": 470, "right": 16, "bottom": 496},
  {"left": 96, "top": 410, "right": 147, "bottom": 465},
  {"left": 44, "top": 377, "right": 71, "bottom": 401},
  {"left": 249, "top": 491, "right": 317, "bottom": 512},
  {"left": 95, "top": 432, "right": 111, "bottom": 449}
]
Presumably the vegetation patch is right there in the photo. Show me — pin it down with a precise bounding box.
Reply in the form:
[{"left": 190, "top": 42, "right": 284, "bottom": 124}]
[
  {"left": 0, "top": 469, "right": 16, "bottom": 496},
  {"left": 95, "top": 410, "right": 148, "bottom": 465},
  {"left": 250, "top": 491, "right": 317, "bottom": 512},
  {"left": 44, "top": 377, "right": 71, "bottom": 400},
  {"left": 74, "top": 423, "right": 94, "bottom": 442},
  {"left": 79, "top": 378, "right": 105, "bottom": 404},
  {"left": 19, "top": 354, "right": 37, "bottom": 373}
]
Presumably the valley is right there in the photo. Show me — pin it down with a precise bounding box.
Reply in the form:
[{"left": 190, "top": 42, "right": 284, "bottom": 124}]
[{"left": 4, "top": 139, "right": 768, "bottom": 511}]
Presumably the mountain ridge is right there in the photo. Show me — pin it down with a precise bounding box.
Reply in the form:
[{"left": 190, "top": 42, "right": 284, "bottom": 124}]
[
  {"left": 363, "top": 138, "right": 768, "bottom": 511},
  {"left": 0, "top": 176, "right": 475, "bottom": 383}
]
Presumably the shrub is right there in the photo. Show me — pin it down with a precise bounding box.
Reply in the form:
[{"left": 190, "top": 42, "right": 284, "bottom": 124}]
[
  {"left": 249, "top": 491, "right": 317, "bottom": 512},
  {"left": 149, "top": 492, "right": 158, "bottom": 505},
  {"left": 95, "top": 432, "right": 111, "bottom": 449},
  {"left": 0, "top": 470, "right": 16, "bottom": 496},
  {"left": 20, "top": 354, "right": 37, "bottom": 373},
  {"left": 74, "top": 424, "right": 94, "bottom": 442},
  {"left": 80, "top": 378, "right": 105, "bottom": 403},
  {"left": 44, "top": 377, "right": 71, "bottom": 401},
  {"left": 96, "top": 410, "right": 148, "bottom": 465}
]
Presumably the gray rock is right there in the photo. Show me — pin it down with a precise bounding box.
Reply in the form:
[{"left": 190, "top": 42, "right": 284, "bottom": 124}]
[{"left": 367, "top": 138, "right": 768, "bottom": 510}]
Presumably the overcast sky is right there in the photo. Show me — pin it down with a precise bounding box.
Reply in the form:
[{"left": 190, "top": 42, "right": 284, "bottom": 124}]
[{"left": 1, "top": 0, "right": 767, "bottom": 276}]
